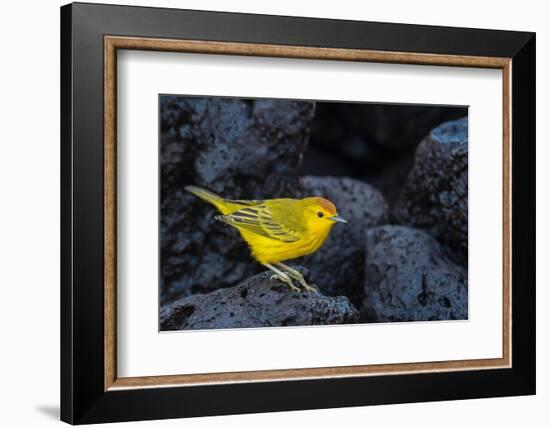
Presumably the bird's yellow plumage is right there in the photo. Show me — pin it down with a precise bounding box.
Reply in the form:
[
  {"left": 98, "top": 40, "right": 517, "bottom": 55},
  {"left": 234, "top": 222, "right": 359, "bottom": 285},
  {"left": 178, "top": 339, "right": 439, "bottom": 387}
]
[{"left": 185, "top": 185, "right": 348, "bottom": 291}]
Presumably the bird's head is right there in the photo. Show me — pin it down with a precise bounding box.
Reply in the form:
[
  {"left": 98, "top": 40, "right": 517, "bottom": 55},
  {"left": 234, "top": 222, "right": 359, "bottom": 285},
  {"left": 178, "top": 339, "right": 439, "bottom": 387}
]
[{"left": 302, "top": 197, "right": 348, "bottom": 233}]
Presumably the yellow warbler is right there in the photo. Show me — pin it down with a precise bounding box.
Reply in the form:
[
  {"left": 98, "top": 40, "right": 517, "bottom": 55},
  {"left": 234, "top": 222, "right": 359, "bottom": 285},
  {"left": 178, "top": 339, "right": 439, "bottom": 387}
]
[{"left": 185, "top": 185, "right": 347, "bottom": 292}]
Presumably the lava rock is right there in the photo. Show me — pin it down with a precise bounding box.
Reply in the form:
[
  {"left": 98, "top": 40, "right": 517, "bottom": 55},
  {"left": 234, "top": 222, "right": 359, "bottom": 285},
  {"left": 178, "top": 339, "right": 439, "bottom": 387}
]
[
  {"left": 362, "top": 225, "right": 468, "bottom": 322},
  {"left": 297, "top": 176, "right": 388, "bottom": 308},
  {"left": 160, "top": 96, "right": 315, "bottom": 303},
  {"left": 160, "top": 268, "right": 359, "bottom": 330},
  {"left": 393, "top": 117, "right": 468, "bottom": 263}
]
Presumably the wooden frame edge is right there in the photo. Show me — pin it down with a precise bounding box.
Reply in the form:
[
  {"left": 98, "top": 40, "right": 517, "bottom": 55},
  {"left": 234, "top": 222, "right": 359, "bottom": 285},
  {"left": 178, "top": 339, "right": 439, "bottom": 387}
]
[
  {"left": 502, "top": 61, "right": 513, "bottom": 369},
  {"left": 110, "top": 357, "right": 508, "bottom": 390},
  {"left": 106, "top": 35, "right": 511, "bottom": 68},
  {"left": 103, "top": 35, "right": 513, "bottom": 391},
  {"left": 104, "top": 36, "right": 117, "bottom": 390}
]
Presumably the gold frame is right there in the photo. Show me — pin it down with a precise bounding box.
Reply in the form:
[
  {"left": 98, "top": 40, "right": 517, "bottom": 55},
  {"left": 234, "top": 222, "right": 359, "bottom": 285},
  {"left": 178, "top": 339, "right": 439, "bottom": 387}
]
[{"left": 104, "top": 35, "right": 512, "bottom": 391}]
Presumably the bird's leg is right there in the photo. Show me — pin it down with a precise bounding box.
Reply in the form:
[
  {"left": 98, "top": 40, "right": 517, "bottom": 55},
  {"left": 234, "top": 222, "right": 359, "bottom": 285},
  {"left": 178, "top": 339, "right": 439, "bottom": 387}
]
[
  {"left": 276, "top": 263, "right": 317, "bottom": 292},
  {"left": 262, "top": 263, "right": 300, "bottom": 292}
]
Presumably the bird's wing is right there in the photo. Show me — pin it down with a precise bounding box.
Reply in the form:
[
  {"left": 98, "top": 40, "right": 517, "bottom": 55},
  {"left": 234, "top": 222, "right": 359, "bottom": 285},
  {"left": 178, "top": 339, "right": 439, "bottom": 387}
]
[
  {"left": 225, "top": 198, "right": 263, "bottom": 206},
  {"left": 215, "top": 202, "right": 304, "bottom": 243}
]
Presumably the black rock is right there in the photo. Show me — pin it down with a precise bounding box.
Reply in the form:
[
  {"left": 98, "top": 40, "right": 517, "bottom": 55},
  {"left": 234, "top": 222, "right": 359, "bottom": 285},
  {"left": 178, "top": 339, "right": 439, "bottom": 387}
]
[
  {"left": 393, "top": 117, "right": 468, "bottom": 263},
  {"left": 297, "top": 176, "right": 388, "bottom": 308},
  {"left": 362, "top": 225, "right": 468, "bottom": 322},
  {"left": 160, "top": 268, "right": 359, "bottom": 330},
  {"left": 160, "top": 96, "right": 316, "bottom": 303}
]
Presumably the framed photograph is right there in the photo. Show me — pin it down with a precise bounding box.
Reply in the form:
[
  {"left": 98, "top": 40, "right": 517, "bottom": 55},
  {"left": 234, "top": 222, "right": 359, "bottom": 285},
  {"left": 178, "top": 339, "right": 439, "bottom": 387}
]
[{"left": 60, "top": 2, "right": 535, "bottom": 424}]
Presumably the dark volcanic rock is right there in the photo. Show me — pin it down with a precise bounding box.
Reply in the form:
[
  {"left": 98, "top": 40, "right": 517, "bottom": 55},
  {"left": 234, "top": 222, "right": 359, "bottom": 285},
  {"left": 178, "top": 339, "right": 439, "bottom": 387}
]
[
  {"left": 297, "top": 176, "right": 388, "bottom": 308},
  {"left": 362, "top": 225, "right": 468, "bottom": 322},
  {"left": 160, "top": 268, "right": 359, "bottom": 330},
  {"left": 393, "top": 117, "right": 468, "bottom": 263},
  {"left": 160, "top": 96, "right": 315, "bottom": 303}
]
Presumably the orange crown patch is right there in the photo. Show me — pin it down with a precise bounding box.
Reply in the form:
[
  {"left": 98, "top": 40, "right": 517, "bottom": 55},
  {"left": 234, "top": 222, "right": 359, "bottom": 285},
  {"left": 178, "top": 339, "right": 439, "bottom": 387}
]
[{"left": 316, "top": 197, "right": 336, "bottom": 215}]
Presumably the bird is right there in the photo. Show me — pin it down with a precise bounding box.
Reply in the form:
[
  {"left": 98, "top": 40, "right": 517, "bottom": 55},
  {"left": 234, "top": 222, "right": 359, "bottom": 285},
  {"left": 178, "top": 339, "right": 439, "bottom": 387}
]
[{"left": 185, "top": 185, "right": 348, "bottom": 292}]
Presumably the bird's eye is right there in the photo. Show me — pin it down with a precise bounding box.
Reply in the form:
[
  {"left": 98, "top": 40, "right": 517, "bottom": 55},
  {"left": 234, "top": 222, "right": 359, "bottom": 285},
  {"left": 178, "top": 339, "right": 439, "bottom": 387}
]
[{"left": 317, "top": 211, "right": 324, "bottom": 218}]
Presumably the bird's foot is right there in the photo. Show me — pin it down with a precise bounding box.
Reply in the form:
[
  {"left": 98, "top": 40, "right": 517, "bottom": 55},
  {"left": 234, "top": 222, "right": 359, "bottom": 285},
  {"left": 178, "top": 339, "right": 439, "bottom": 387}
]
[
  {"left": 275, "top": 263, "right": 317, "bottom": 292},
  {"left": 298, "top": 279, "right": 317, "bottom": 293},
  {"left": 270, "top": 274, "right": 300, "bottom": 292}
]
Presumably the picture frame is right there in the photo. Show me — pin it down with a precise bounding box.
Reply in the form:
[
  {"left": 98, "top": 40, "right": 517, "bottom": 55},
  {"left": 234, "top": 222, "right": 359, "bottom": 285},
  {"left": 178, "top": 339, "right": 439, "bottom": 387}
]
[{"left": 60, "top": 2, "right": 535, "bottom": 424}]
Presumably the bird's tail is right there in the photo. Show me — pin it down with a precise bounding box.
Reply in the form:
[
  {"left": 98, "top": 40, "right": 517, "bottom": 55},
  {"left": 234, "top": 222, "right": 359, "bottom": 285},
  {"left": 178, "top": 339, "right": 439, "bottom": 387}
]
[
  {"left": 185, "top": 185, "right": 223, "bottom": 204},
  {"left": 185, "top": 185, "right": 237, "bottom": 215}
]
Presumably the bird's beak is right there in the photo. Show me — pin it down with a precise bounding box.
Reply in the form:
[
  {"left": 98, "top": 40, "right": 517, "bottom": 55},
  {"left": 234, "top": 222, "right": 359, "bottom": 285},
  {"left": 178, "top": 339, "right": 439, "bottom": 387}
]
[{"left": 330, "top": 214, "right": 348, "bottom": 224}]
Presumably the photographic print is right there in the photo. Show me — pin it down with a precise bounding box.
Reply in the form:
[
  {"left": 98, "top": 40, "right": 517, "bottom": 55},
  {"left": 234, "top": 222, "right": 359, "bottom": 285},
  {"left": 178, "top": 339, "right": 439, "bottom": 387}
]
[
  {"left": 62, "top": 7, "right": 534, "bottom": 422},
  {"left": 159, "top": 95, "right": 468, "bottom": 331}
]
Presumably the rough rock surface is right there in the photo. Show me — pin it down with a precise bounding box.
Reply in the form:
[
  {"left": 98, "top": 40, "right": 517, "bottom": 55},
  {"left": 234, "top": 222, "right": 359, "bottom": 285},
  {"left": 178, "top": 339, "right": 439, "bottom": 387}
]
[
  {"left": 160, "top": 268, "right": 359, "bottom": 330},
  {"left": 297, "top": 176, "right": 388, "bottom": 308},
  {"left": 393, "top": 117, "right": 468, "bottom": 263},
  {"left": 160, "top": 96, "right": 315, "bottom": 303},
  {"left": 362, "top": 225, "right": 468, "bottom": 322}
]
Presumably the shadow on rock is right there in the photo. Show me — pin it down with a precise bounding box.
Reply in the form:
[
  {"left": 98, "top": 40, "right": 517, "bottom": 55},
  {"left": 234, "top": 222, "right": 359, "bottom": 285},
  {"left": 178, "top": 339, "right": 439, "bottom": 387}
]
[{"left": 305, "top": 104, "right": 468, "bottom": 204}]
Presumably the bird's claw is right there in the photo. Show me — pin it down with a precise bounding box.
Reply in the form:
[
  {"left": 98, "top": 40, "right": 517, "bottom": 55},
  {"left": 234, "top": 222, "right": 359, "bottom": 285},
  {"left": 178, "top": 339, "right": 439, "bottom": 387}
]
[
  {"left": 300, "top": 281, "right": 318, "bottom": 293},
  {"left": 270, "top": 274, "right": 300, "bottom": 292},
  {"left": 269, "top": 274, "right": 316, "bottom": 293}
]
